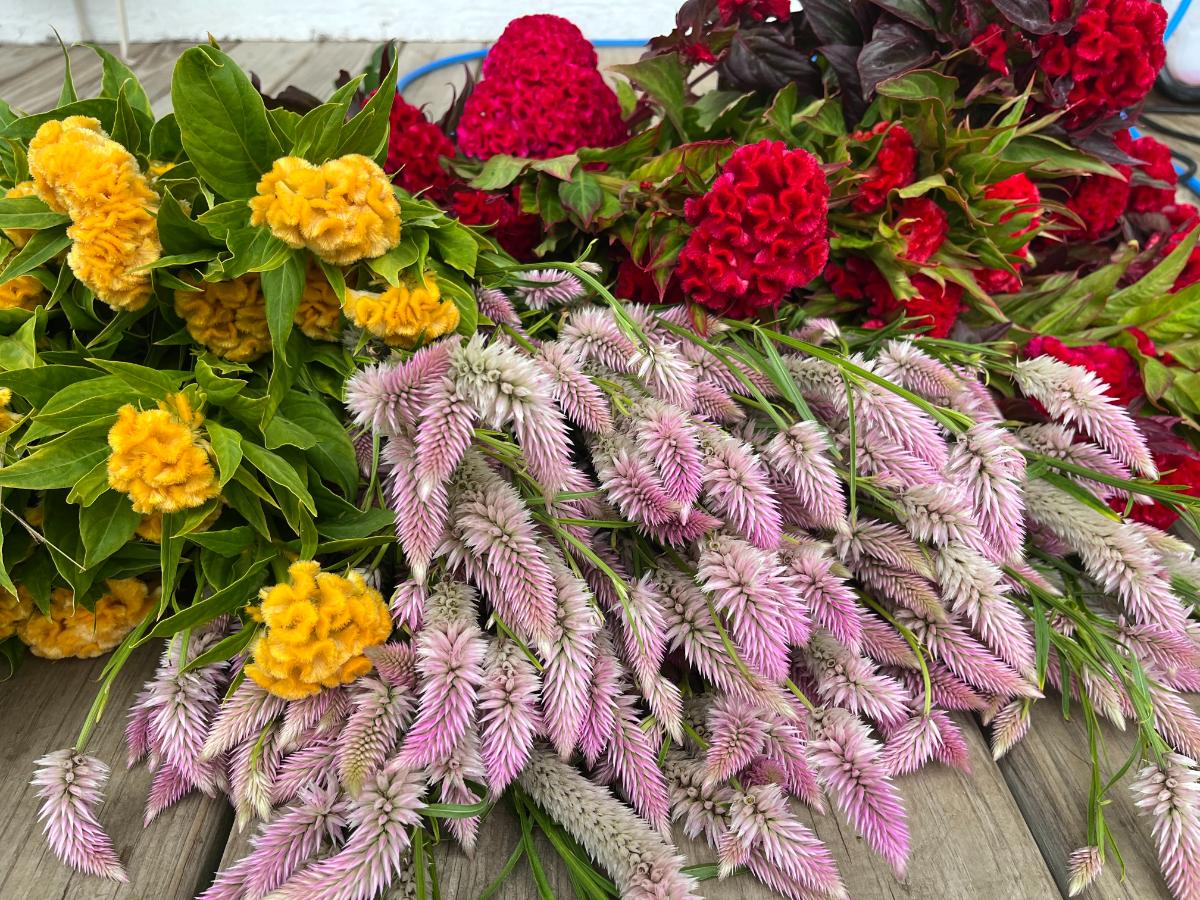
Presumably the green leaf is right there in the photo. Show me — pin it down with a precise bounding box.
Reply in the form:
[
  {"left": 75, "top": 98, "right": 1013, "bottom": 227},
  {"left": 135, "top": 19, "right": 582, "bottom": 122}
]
[
  {"left": 430, "top": 223, "right": 478, "bottom": 276},
  {"left": 336, "top": 50, "right": 398, "bottom": 162},
  {"left": 110, "top": 80, "right": 144, "bottom": 155},
  {"left": 279, "top": 392, "right": 359, "bottom": 496},
  {"left": 612, "top": 54, "right": 688, "bottom": 135},
  {"left": 188, "top": 526, "right": 255, "bottom": 555},
  {"left": 469, "top": 155, "right": 529, "bottom": 191},
  {"left": 157, "top": 191, "right": 224, "bottom": 256},
  {"left": 1000, "top": 135, "right": 1121, "bottom": 178},
  {"left": 0, "top": 365, "right": 101, "bottom": 406},
  {"left": 242, "top": 441, "right": 317, "bottom": 515},
  {"left": 205, "top": 420, "right": 244, "bottom": 486},
  {"left": 183, "top": 623, "right": 260, "bottom": 673},
  {"left": 876, "top": 68, "right": 958, "bottom": 108},
  {"left": 558, "top": 174, "right": 605, "bottom": 228},
  {"left": 262, "top": 414, "right": 318, "bottom": 450},
  {"left": 66, "top": 459, "right": 111, "bottom": 506},
  {"left": 83, "top": 43, "right": 153, "bottom": 119},
  {"left": 1, "top": 100, "right": 117, "bottom": 141},
  {"left": 150, "top": 113, "right": 184, "bottom": 162},
  {"left": 0, "top": 196, "right": 70, "bottom": 231},
  {"left": 145, "top": 555, "right": 270, "bottom": 639},
  {"left": 88, "top": 358, "right": 184, "bottom": 398},
  {"left": 0, "top": 440, "right": 109, "bottom": 489},
  {"left": 367, "top": 240, "right": 420, "bottom": 286},
  {"left": 80, "top": 490, "right": 141, "bottom": 568},
  {"left": 172, "top": 45, "right": 283, "bottom": 199},
  {"left": 197, "top": 200, "right": 250, "bottom": 240},
  {"left": 292, "top": 101, "right": 351, "bottom": 163},
  {"left": 195, "top": 357, "right": 246, "bottom": 404},
  {"left": 55, "top": 35, "right": 77, "bottom": 107},
  {"left": 220, "top": 227, "right": 291, "bottom": 279},
  {"left": 1110, "top": 228, "right": 1200, "bottom": 317},
  {"left": 261, "top": 250, "right": 306, "bottom": 360},
  {"left": 0, "top": 229, "right": 71, "bottom": 284}
]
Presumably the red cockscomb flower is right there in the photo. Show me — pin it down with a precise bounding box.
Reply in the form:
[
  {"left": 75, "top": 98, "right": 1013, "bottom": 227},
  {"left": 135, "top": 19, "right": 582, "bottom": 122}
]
[
  {"left": 718, "top": 0, "right": 791, "bottom": 22},
  {"left": 971, "top": 24, "right": 1010, "bottom": 75},
  {"left": 826, "top": 258, "right": 962, "bottom": 338},
  {"left": 481, "top": 14, "right": 598, "bottom": 78},
  {"left": 457, "top": 59, "right": 626, "bottom": 160},
  {"left": 1025, "top": 335, "right": 1144, "bottom": 406},
  {"left": 1037, "top": 0, "right": 1166, "bottom": 126},
  {"left": 894, "top": 197, "right": 948, "bottom": 264},
  {"left": 1127, "top": 134, "right": 1178, "bottom": 214},
  {"left": 974, "top": 173, "right": 1042, "bottom": 294},
  {"left": 448, "top": 187, "right": 542, "bottom": 260},
  {"left": 1110, "top": 451, "right": 1200, "bottom": 529},
  {"left": 384, "top": 95, "right": 456, "bottom": 198},
  {"left": 615, "top": 254, "right": 684, "bottom": 304},
  {"left": 676, "top": 141, "right": 829, "bottom": 318},
  {"left": 851, "top": 123, "right": 917, "bottom": 213}
]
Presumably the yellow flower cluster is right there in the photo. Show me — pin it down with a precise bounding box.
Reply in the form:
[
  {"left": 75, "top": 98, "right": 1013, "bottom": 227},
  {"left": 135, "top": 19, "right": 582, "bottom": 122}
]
[
  {"left": 135, "top": 502, "right": 221, "bottom": 543},
  {"left": 249, "top": 155, "right": 401, "bottom": 265},
  {"left": 0, "top": 182, "right": 48, "bottom": 311},
  {"left": 245, "top": 560, "right": 392, "bottom": 699},
  {"left": 3, "top": 180, "right": 38, "bottom": 248},
  {"left": 0, "top": 587, "right": 31, "bottom": 640},
  {"left": 343, "top": 272, "right": 458, "bottom": 348},
  {"left": 174, "top": 275, "right": 271, "bottom": 363},
  {"left": 16, "top": 579, "right": 154, "bottom": 659},
  {"left": 295, "top": 262, "right": 343, "bottom": 341},
  {"left": 0, "top": 387, "right": 17, "bottom": 431},
  {"left": 27, "top": 117, "right": 161, "bottom": 311},
  {"left": 107, "top": 393, "right": 219, "bottom": 515}
]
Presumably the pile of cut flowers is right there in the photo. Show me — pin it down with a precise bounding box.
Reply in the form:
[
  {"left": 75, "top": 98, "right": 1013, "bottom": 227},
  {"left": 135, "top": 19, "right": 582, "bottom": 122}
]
[{"left": 3, "top": 2, "right": 1200, "bottom": 898}]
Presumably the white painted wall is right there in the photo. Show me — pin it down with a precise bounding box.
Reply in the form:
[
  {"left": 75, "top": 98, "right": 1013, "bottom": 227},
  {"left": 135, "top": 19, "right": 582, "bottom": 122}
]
[{"left": 0, "top": 0, "right": 679, "bottom": 43}]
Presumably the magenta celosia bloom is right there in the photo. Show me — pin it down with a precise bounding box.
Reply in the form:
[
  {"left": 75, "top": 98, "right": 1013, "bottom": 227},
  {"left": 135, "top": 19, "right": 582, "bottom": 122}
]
[
  {"left": 611, "top": 575, "right": 682, "bottom": 741},
  {"left": 476, "top": 285, "right": 521, "bottom": 327},
  {"left": 428, "top": 725, "right": 486, "bottom": 852},
  {"left": 601, "top": 692, "right": 671, "bottom": 832},
  {"left": 541, "top": 559, "right": 601, "bottom": 757},
  {"left": 1131, "top": 753, "right": 1200, "bottom": 900},
  {"left": 478, "top": 637, "right": 541, "bottom": 792},
  {"left": 536, "top": 341, "right": 613, "bottom": 434},
  {"left": 635, "top": 339, "right": 699, "bottom": 413},
  {"left": 144, "top": 762, "right": 193, "bottom": 826},
  {"left": 880, "top": 714, "right": 943, "bottom": 776},
  {"left": 700, "top": 429, "right": 782, "bottom": 550},
  {"left": 384, "top": 435, "right": 448, "bottom": 584},
  {"left": 578, "top": 638, "right": 623, "bottom": 766},
  {"left": 33, "top": 750, "right": 128, "bottom": 882},
  {"left": 899, "top": 609, "right": 1038, "bottom": 700},
  {"left": 781, "top": 540, "right": 863, "bottom": 651},
  {"left": 705, "top": 693, "right": 769, "bottom": 783},
  {"left": 344, "top": 340, "right": 456, "bottom": 438}
]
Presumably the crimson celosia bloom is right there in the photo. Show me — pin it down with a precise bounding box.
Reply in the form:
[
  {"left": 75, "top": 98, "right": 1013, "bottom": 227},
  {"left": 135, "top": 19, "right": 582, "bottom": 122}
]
[
  {"left": 1025, "top": 334, "right": 1143, "bottom": 406},
  {"left": 894, "top": 197, "right": 947, "bottom": 264},
  {"left": 448, "top": 187, "right": 541, "bottom": 259},
  {"left": 975, "top": 173, "right": 1041, "bottom": 293},
  {"left": 1168, "top": 224, "right": 1200, "bottom": 291},
  {"left": 717, "top": 0, "right": 790, "bottom": 21},
  {"left": 1110, "top": 450, "right": 1200, "bottom": 529},
  {"left": 826, "top": 258, "right": 962, "bottom": 338},
  {"left": 851, "top": 122, "right": 916, "bottom": 213},
  {"left": 481, "top": 14, "right": 598, "bottom": 78},
  {"left": 971, "top": 24, "right": 1009, "bottom": 75},
  {"left": 615, "top": 254, "right": 684, "bottom": 304},
  {"left": 676, "top": 140, "right": 830, "bottom": 318},
  {"left": 1038, "top": 0, "right": 1166, "bottom": 126},
  {"left": 457, "top": 59, "right": 626, "bottom": 160},
  {"left": 1127, "top": 134, "right": 1178, "bottom": 214},
  {"left": 384, "top": 94, "right": 455, "bottom": 197}
]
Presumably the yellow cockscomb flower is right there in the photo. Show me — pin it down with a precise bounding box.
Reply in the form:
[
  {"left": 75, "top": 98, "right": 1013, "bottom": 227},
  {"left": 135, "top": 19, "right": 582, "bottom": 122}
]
[
  {"left": 0, "top": 587, "right": 31, "bottom": 640},
  {"left": 248, "top": 154, "right": 401, "bottom": 266},
  {"left": 27, "top": 117, "right": 161, "bottom": 311},
  {"left": 135, "top": 501, "right": 221, "bottom": 543},
  {"left": 107, "top": 393, "right": 219, "bottom": 515},
  {"left": 245, "top": 560, "right": 392, "bottom": 700},
  {"left": 0, "top": 274, "right": 46, "bottom": 311},
  {"left": 0, "top": 387, "right": 18, "bottom": 431},
  {"left": 17, "top": 578, "right": 154, "bottom": 659},
  {"left": 174, "top": 275, "right": 271, "bottom": 363},
  {"left": 4, "top": 180, "right": 38, "bottom": 249},
  {"left": 295, "top": 262, "right": 343, "bottom": 342},
  {"left": 343, "top": 272, "right": 458, "bottom": 348}
]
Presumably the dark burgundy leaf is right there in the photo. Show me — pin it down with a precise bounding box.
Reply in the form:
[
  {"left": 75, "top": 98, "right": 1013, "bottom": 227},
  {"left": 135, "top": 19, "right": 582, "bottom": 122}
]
[
  {"left": 857, "top": 17, "right": 933, "bottom": 98},
  {"left": 992, "top": 0, "right": 1078, "bottom": 34},
  {"left": 867, "top": 0, "right": 937, "bottom": 31},
  {"left": 819, "top": 43, "right": 869, "bottom": 124},
  {"left": 802, "top": 0, "right": 868, "bottom": 45},
  {"left": 719, "top": 27, "right": 823, "bottom": 94}
]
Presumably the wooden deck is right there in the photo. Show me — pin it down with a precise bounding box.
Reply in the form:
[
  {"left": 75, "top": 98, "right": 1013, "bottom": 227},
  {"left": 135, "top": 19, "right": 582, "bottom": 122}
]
[{"left": 0, "top": 39, "right": 1197, "bottom": 899}]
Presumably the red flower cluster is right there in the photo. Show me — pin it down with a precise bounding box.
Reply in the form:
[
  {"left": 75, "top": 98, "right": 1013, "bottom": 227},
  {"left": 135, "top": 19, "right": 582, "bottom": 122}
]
[
  {"left": 1063, "top": 167, "right": 1132, "bottom": 240},
  {"left": 894, "top": 197, "right": 947, "bottom": 264},
  {"left": 1038, "top": 0, "right": 1166, "bottom": 126},
  {"left": 975, "top": 174, "right": 1042, "bottom": 294},
  {"left": 717, "top": 0, "right": 790, "bottom": 22},
  {"left": 384, "top": 95, "right": 456, "bottom": 197},
  {"left": 1127, "top": 134, "right": 1178, "bottom": 214},
  {"left": 971, "top": 24, "right": 1010, "bottom": 75},
  {"left": 1167, "top": 225, "right": 1200, "bottom": 291},
  {"left": 448, "top": 187, "right": 542, "bottom": 260},
  {"left": 615, "top": 254, "right": 684, "bottom": 304},
  {"left": 1025, "top": 335, "right": 1144, "bottom": 405},
  {"left": 676, "top": 141, "right": 830, "bottom": 318},
  {"left": 1110, "top": 450, "right": 1200, "bottom": 529},
  {"left": 482, "top": 14, "right": 598, "bottom": 77},
  {"left": 826, "top": 258, "right": 962, "bottom": 339},
  {"left": 458, "top": 16, "right": 626, "bottom": 161},
  {"left": 851, "top": 123, "right": 917, "bottom": 213}
]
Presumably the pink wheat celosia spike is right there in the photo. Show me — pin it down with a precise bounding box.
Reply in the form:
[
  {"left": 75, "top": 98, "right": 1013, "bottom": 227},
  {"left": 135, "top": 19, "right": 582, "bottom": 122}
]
[
  {"left": 364, "top": 641, "right": 416, "bottom": 689},
  {"left": 278, "top": 688, "right": 348, "bottom": 753},
  {"left": 854, "top": 560, "right": 946, "bottom": 623},
  {"left": 337, "top": 676, "right": 414, "bottom": 795},
  {"left": 540, "top": 558, "right": 602, "bottom": 757},
  {"left": 873, "top": 339, "right": 963, "bottom": 405},
  {"left": 944, "top": 424, "right": 1026, "bottom": 563},
  {"left": 859, "top": 614, "right": 919, "bottom": 670},
  {"left": 1013, "top": 356, "right": 1157, "bottom": 477},
  {"left": 428, "top": 725, "right": 486, "bottom": 854},
  {"left": 1018, "top": 423, "right": 1137, "bottom": 501},
  {"left": 719, "top": 783, "right": 846, "bottom": 899},
  {"left": 198, "top": 856, "right": 254, "bottom": 900},
  {"left": 901, "top": 610, "right": 1039, "bottom": 700},
  {"left": 1066, "top": 846, "right": 1104, "bottom": 897},
  {"left": 852, "top": 361, "right": 948, "bottom": 470},
  {"left": 536, "top": 341, "right": 613, "bottom": 434},
  {"left": 762, "top": 422, "right": 845, "bottom": 530},
  {"left": 1151, "top": 681, "right": 1200, "bottom": 760},
  {"left": 395, "top": 619, "right": 486, "bottom": 770},
  {"left": 479, "top": 637, "right": 542, "bottom": 792},
  {"left": 928, "top": 710, "right": 972, "bottom": 773},
  {"left": 511, "top": 388, "right": 576, "bottom": 492},
  {"left": 806, "top": 631, "right": 910, "bottom": 726},
  {"left": 476, "top": 285, "right": 521, "bottom": 326},
  {"left": 230, "top": 727, "right": 281, "bottom": 830},
  {"left": 700, "top": 428, "right": 782, "bottom": 550},
  {"left": 705, "top": 694, "right": 769, "bottom": 783},
  {"left": 414, "top": 376, "right": 477, "bottom": 499},
  {"left": 270, "top": 762, "right": 425, "bottom": 900},
  {"left": 515, "top": 268, "right": 586, "bottom": 308},
  {"left": 144, "top": 761, "right": 194, "bottom": 826},
  {"left": 579, "top": 637, "right": 624, "bottom": 767},
  {"left": 638, "top": 506, "right": 726, "bottom": 548},
  {"left": 634, "top": 339, "right": 699, "bottom": 412},
  {"left": 520, "top": 747, "right": 701, "bottom": 900},
  {"left": 595, "top": 436, "right": 677, "bottom": 528},
  {"left": 935, "top": 544, "right": 1035, "bottom": 676},
  {"left": 384, "top": 436, "right": 448, "bottom": 585},
  {"left": 634, "top": 400, "right": 704, "bottom": 512},
  {"left": 272, "top": 734, "right": 339, "bottom": 806},
  {"left": 850, "top": 431, "right": 943, "bottom": 490},
  {"left": 880, "top": 714, "right": 943, "bottom": 777},
  {"left": 794, "top": 317, "right": 841, "bottom": 347},
  {"left": 693, "top": 379, "right": 746, "bottom": 425},
  {"left": 560, "top": 306, "right": 639, "bottom": 374},
  {"left": 915, "top": 665, "right": 989, "bottom": 713},
  {"left": 239, "top": 782, "right": 350, "bottom": 900},
  {"left": 897, "top": 481, "right": 981, "bottom": 549},
  {"left": 610, "top": 574, "right": 683, "bottom": 742},
  {"left": 989, "top": 700, "right": 1031, "bottom": 760},
  {"left": 1122, "top": 622, "right": 1200, "bottom": 680},
  {"left": 344, "top": 339, "right": 456, "bottom": 437},
  {"left": 1131, "top": 753, "right": 1200, "bottom": 900},
  {"left": 759, "top": 715, "right": 827, "bottom": 812},
  {"left": 698, "top": 534, "right": 791, "bottom": 684},
  {"left": 664, "top": 751, "right": 734, "bottom": 846},
  {"left": 125, "top": 688, "right": 153, "bottom": 768},
  {"left": 782, "top": 540, "right": 863, "bottom": 651},
  {"left": 602, "top": 693, "right": 672, "bottom": 832},
  {"left": 809, "top": 710, "right": 910, "bottom": 877},
  {"left": 833, "top": 517, "right": 933, "bottom": 579},
  {"left": 202, "top": 679, "right": 286, "bottom": 762},
  {"left": 33, "top": 750, "right": 128, "bottom": 882},
  {"left": 389, "top": 580, "right": 427, "bottom": 631}
]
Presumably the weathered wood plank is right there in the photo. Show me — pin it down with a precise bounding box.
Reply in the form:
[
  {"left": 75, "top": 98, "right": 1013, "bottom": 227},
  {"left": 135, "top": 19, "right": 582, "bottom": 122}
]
[
  {"left": 0, "top": 648, "right": 233, "bottom": 899},
  {"left": 998, "top": 701, "right": 1170, "bottom": 899},
  {"left": 227, "top": 41, "right": 377, "bottom": 102}
]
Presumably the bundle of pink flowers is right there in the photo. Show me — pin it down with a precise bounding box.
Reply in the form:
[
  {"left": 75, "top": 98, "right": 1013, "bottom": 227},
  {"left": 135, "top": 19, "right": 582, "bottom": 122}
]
[{"left": 34, "top": 272, "right": 1200, "bottom": 899}]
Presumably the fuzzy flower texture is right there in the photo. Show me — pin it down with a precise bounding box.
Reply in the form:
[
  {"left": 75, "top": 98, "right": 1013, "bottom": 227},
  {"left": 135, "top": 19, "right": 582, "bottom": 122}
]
[
  {"left": 343, "top": 271, "right": 459, "bottom": 347},
  {"left": 14, "top": 580, "right": 154, "bottom": 659}
]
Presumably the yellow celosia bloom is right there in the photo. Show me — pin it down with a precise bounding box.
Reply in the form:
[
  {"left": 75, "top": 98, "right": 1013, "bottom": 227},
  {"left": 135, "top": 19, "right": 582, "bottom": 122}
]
[
  {"left": 343, "top": 272, "right": 458, "bottom": 348},
  {"left": 17, "top": 579, "right": 155, "bottom": 659},
  {"left": 295, "top": 262, "right": 343, "bottom": 342},
  {"left": 3, "top": 180, "right": 38, "bottom": 249},
  {"left": 0, "top": 274, "right": 46, "bottom": 311},
  {"left": 245, "top": 560, "right": 392, "bottom": 700},
  {"left": 0, "top": 387, "right": 17, "bottom": 431},
  {"left": 27, "top": 117, "right": 161, "bottom": 311},
  {"left": 107, "top": 393, "right": 219, "bottom": 515},
  {"left": 135, "top": 502, "right": 221, "bottom": 543},
  {"left": 174, "top": 275, "right": 271, "bottom": 363},
  {"left": 0, "top": 587, "right": 31, "bottom": 640},
  {"left": 248, "top": 154, "right": 401, "bottom": 266}
]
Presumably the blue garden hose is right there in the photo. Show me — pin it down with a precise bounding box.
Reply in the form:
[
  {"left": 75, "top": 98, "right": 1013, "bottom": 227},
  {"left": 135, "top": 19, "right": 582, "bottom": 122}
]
[{"left": 1166, "top": 0, "right": 1192, "bottom": 42}]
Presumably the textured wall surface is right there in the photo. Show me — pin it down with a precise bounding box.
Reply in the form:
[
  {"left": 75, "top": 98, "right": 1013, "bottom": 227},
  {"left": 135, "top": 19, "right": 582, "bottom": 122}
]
[{"left": 0, "top": 0, "right": 678, "bottom": 43}]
